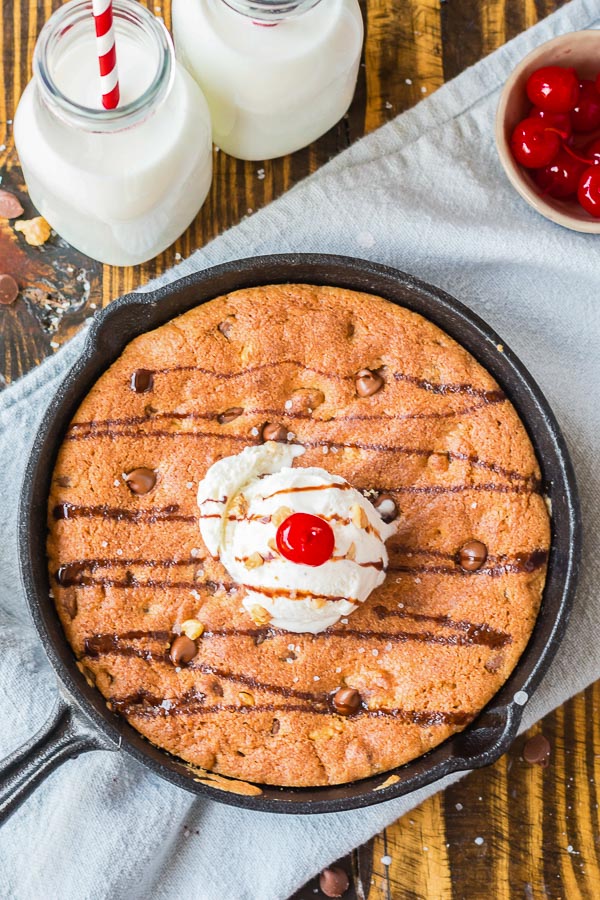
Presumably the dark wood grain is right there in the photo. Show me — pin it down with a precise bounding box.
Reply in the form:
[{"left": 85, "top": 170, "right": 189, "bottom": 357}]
[{"left": 3, "top": 2, "right": 597, "bottom": 899}]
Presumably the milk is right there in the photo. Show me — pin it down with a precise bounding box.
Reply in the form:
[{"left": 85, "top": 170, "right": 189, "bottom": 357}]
[
  {"left": 14, "top": 0, "right": 213, "bottom": 266},
  {"left": 172, "top": 0, "right": 363, "bottom": 160}
]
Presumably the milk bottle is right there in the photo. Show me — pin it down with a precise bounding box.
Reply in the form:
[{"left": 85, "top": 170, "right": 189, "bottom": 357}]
[
  {"left": 14, "top": 0, "right": 213, "bottom": 266},
  {"left": 172, "top": 0, "right": 363, "bottom": 161}
]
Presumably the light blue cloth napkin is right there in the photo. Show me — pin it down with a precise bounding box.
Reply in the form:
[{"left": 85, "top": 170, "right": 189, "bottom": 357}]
[{"left": 1, "top": 1, "right": 600, "bottom": 897}]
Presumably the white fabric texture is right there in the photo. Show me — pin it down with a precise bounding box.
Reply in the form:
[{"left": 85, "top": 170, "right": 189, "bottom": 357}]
[{"left": 1, "top": 1, "right": 599, "bottom": 897}]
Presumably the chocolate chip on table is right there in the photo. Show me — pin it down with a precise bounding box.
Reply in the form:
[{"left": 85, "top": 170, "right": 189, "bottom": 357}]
[
  {"left": 130, "top": 368, "right": 154, "bottom": 393},
  {"left": 218, "top": 407, "right": 244, "bottom": 425},
  {"left": 355, "top": 367, "right": 384, "bottom": 397},
  {"left": 0, "top": 189, "right": 24, "bottom": 218},
  {"left": 169, "top": 635, "right": 197, "bottom": 666},
  {"left": 0, "top": 274, "right": 19, "bottom": 306},
  {"left": 124, "top": 467, "right": 156, "bottom": 495},
  {"left": 319, "top": 866, "right": 350, "bottom": 898},
  {"left": 457, "top": 539, "right": 488, "bottom": 572},
  {"left": 332, "top": 687, "right": 362, "bottom": 716},
  {"left": 261, "top": 422, "right": 288, "bottom": 442},
  {"left": 374, "top": 493, "right": 399, "bottom": 523},
  {"left": 523, "top": 733, "right": 551, "bottom": 767}
]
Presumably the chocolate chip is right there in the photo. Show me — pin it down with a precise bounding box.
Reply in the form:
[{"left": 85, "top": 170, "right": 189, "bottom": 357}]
[
  {"left": 319, "top": 866, "right": 350, "bottom": 898},
  {"left": 218, "top": 316, "right": 236, "bottom": 340},
  {"left": 169, "top": 635, "right": 197, "bottom": 666},
  {"left": 53, "top": 502, "right": 72, "bottom": 520},
  {"left": 218, "top": 407, "right": 244, "bottom": 425},
  {"left": 523, "top": 733, "right": 551, "bottom": 767},
  {"left": 261, "top": 422, "right": 288, "bottom": 442},
  {"left": 0, "top": 189, "right": 24, "bottom": 218},
  {"left": 484, "top": 653, "right": 504, "bottom": 673},
  {"left": 56, "top": 475, "right": 71, "bottom": 488},
  {"left": 355, "top": 368, "right": 384, "bottom": 397},
  {"left": 61, "top": 591, "right": 78, "bottom": 620},
  {"left": 211, "top": 680, "right": 224, "bottom": 697},
  {"left": 374, "top": 493, "right": 399, "bottom": 523},
  {"left": 56, "top": 562, "right": 86, "bottom": 586},
  {"left": 271, "top": 718, "right": 280, "bottom": 735},
  {"left": 457, "top": 540, "right": 488, "bottom": 572},
  {"left": 124, "top": 467, "right": 156, "bottom": 495},
  {"left": 332, "top": 687, "right": 362, "bottom": 716},
  {"left": 130, "top": 369, "right": 154, "bottom": 393},
  {"left": 0, "top": 274, "right": 19, "bottom": 306}
]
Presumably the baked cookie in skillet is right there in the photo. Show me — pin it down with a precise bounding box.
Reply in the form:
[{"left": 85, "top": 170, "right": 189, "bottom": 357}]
[{"left": 47, "top": 284, "right": 550, "bottom": 787}]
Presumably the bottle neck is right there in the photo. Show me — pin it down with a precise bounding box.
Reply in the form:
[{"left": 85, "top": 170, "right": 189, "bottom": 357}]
[
  {"left": 34, "top": 0, "right": 173, "bottom": 133},
  {"left": 220, "top": 0, "right": 323, "bottom": 23}
]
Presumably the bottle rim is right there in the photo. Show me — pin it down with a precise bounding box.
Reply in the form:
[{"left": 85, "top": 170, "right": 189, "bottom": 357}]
[
  {"left": 33, "top": 0, "right": 174, "bottom": 132},
  {"left": 220, "top": 0, "right": 323, "bottom": 22}
]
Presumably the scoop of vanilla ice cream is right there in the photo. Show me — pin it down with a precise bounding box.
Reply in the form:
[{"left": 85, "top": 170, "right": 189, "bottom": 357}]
[{"left": 197, "top": 442, "right": 396, "bottom": 633}]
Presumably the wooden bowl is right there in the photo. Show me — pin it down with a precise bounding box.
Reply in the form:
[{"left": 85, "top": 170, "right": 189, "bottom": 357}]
[{"left": 495, "top": 30, "right": 600, "bottom": 234}]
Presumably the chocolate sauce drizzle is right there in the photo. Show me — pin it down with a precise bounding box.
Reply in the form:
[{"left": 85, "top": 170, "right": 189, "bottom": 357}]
[
  {"left": 111, "top": 693, "right": 473, "bottom": 728},
  {"left": 55, "top": 548, "right": 546, "bottom": 590},
  {"left": 388, "top": 548, "right": 548, "bottom": 578},
  {"left": 67, "top": 396, "right": 505, "bottom": 437},
  {"left": 53, "top": 502, "right": 197, "bottom": 524}
]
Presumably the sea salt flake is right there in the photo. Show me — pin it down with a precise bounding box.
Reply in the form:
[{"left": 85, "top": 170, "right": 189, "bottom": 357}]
[
  {"left": 288, "top": 643, "right": 295, "bottom": 651},
  {"left": 471, "top": 502, "right": 477, "bottom": 509},
  {"left": 191, "top": 548, "right": 201, "bottom": 558},
  {"left": 186, "top": 482, "right": 194, "bottom": 489},
  {"left": 313, "top": 675, "right": 320, "bottom": 681},
  {"left": 358, "top": 647, "right": 366, "bottom": 654},
  {"left": 474, "top": 837, "right": 484, "bottom": 846},
  {"left": 335, "top": 667, "right": 342, "bottom": 673},
  {"left": 284, "top": 400, "right": 293, "bottom": 409},
  {"left": 398, "top": 602, "right": 404, "bottom": 608},
  {"left": 455, "top": 802, "right": 463, "bottom": 810},
  {"left": 385, "top": 642, "right": 392, "bottom": 652},
  {"left": 175, "top": 667, "right": 181, "bottom": 673},
  {"left": 322, "top": 446, "right": 329, "bottom": 454},
  {"left": 116, "top": 549, "right": 123, "bottom": 556},
  {"left": 160, "top": 699, "right": 173, "bottom": 710},
  {"left": 405, "top": 78, "right": 413, "bottom": 85},
  {"left": 113, "top": 479, "right": 120, "bottom": 487},
  {"left": 341, "top": 618, "right": 349, "bottom": 625},
  {"left": 381, "top": 855, "right": 392, "bottom": 866},
  {"left": 293, "top": 676, "right": 299, "bottom": 683},
  {"left": 385, "top": 101, "right": 393, "bottom": 109},
  {"left": 421, "top": 86, "right": 428, "bottom": 93},
  {"left": 372, "top": 649, "right": 379, "bottom": 656},
  {"left": 250, "top": 427, "right": 259, "bottom": 436},
  {"left": 101, "top": 541, "right": 108, "bottom": 548},
  {"left": 414, "top": 577, "right": 421, "bottom": 584}
]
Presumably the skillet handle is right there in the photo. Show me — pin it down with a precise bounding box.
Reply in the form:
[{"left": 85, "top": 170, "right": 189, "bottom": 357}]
[{"left": 0, "top": 694, "right": 114, "bottom": 826}]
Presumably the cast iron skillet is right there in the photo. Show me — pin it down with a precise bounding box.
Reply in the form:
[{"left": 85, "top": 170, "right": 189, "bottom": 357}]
[{"left": 1, "top": 254, "right": 580, "bottom": 824}]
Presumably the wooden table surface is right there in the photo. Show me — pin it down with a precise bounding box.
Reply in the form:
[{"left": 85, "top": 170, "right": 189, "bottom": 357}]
[{"left": 2, "top": 1, "right": 598, "bottom": 897}]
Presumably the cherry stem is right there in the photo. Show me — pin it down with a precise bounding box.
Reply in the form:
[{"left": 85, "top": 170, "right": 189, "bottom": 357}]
[
  {"left": 561, "top": 142, "right": 594, "bottom": 166},
  {"left": 543, "top": 127, "right": 594, "bottom": 166}
]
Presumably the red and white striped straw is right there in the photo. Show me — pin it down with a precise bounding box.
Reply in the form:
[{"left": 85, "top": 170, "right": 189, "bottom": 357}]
[{"left": 92, "top": 0, "right": 120, "bottom": 110}]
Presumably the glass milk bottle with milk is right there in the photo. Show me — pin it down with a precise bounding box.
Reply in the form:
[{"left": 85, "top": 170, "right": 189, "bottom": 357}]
[
  {"left": 172, "top": 0, "right": 363, "bottom": 161},
  {"left": 14, "top": 0, "right": 212, "bottom": 266}
]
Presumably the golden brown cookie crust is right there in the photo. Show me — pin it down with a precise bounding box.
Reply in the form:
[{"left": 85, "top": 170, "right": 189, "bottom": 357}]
[{"left": 47, "top": 284, "right": 550, "bottom": 787}]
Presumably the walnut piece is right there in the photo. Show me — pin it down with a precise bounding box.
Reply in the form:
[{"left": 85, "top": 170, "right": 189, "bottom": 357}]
[
  {"left": 272, "top": 506, "right": 293, "bottom": 528},
  {"left": 351, "top": 504, "right": 368, "bottom": 529},
  {"left": 249, "top": 604, "right": 271, "bottom": 626},
  {"left": 14, "top": 216, "right": 51, "bottom": 246},
  {"left": 245, "top": 552, "right": 264, "bottom": 570},
  {"left": 181, "top": 619, "right": 204, "bottom": 640}
]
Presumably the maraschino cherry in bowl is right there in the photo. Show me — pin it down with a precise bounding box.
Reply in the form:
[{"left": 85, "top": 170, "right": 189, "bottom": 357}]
[{"left": 496, "top": 30, "right": 600, "bottom": 233}]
